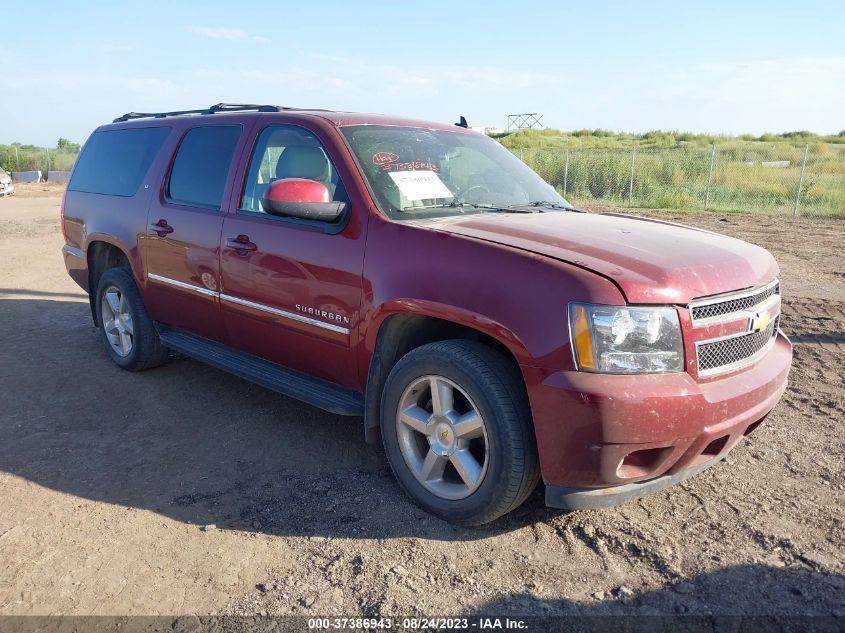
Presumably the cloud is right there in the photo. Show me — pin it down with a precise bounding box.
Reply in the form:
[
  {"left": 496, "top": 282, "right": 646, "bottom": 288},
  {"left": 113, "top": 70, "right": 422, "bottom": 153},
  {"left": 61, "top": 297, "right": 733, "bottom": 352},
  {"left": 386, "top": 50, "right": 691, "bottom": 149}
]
[
  {"left": 186, "top": 26, "right": 267, "bottom": 42},
  {"left": 441, "top": 66, "right": 561, "bottom": 91},
  {"left": 640, "top": 56, "right": 845, "bottom": 134},
  {"left": 293, "top": 54, "right": 560, "bottom": 99},
  {"left": 241, "top": 68, "right": 317, "bottom": 85},
  {"left": 123, "top": 77, "right": 178, "bottom": 95}
]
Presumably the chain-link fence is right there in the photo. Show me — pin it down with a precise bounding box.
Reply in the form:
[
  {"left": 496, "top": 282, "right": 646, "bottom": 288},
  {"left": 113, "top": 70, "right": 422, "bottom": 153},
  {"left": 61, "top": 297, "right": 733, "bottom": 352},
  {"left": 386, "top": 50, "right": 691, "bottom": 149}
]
[
  {"left": 514, "top": 143, "right": 845, "bottom": 217},
  {"left": 0, "top": 144, "right": 78, "bottom": 179}
]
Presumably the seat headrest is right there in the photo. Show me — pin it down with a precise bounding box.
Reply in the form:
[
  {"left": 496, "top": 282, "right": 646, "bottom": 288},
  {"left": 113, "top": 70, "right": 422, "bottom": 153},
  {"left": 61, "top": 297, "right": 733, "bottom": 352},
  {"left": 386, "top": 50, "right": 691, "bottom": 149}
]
[{"left": 276, "top": 145, "right": 330, "bottom": 181}]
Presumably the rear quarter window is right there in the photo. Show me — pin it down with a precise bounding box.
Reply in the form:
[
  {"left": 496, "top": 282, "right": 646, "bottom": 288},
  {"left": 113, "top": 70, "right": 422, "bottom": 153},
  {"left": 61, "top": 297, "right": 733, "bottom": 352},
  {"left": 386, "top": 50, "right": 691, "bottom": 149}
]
[{"left": 68, "top": 127, "right": 170, "bottom": 197}]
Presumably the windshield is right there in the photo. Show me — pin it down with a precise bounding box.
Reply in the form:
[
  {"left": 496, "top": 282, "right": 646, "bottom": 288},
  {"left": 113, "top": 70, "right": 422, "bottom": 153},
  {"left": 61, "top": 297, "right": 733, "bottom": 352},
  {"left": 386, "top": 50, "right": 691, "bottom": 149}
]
[{"left": 340, "top": 125, "right": 571, "bottom": 220}]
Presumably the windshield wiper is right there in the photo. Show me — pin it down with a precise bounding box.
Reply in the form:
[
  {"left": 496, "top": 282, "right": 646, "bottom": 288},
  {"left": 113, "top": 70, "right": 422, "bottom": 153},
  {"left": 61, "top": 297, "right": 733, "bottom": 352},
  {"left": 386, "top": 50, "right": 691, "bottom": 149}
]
[
  {"left": 400, "top": 201, "right": 478, "bottom": 211},
  {"left": 511, "top": 201, "right": 580, "bottom": 212},
  {"left": 400, "top": 201, "right": 533, "bottom": 213},
  {"left": 450, "top": 200, "right": 537, "bottom": 213}
]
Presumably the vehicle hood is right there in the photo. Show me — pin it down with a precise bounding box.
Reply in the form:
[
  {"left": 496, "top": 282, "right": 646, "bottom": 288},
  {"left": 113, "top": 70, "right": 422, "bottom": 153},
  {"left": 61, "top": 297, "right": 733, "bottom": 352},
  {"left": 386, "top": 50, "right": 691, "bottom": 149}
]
[
  {"left": 0, "top": 172, "right": 10, "bottom": 185},
  {"left": 421, "top": 212, "right": 778, "bottom": 304}
]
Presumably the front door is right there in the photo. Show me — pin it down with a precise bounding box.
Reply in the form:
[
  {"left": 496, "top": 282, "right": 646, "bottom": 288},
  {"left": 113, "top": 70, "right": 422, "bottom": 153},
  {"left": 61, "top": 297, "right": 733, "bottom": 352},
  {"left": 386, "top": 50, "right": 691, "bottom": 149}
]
[
  {"left": 219, "top": 123, "right": 366, "bottom": 389},
  {"left": 143, "top": 122, "right": 249, "bottom": 341}
]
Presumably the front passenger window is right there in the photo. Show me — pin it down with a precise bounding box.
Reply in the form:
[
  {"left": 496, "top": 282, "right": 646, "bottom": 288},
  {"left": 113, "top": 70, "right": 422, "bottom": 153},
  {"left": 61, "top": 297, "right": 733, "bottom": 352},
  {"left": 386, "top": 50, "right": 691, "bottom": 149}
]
[{"left": 240, "top": 125, "right": 348, "bottom": 214}]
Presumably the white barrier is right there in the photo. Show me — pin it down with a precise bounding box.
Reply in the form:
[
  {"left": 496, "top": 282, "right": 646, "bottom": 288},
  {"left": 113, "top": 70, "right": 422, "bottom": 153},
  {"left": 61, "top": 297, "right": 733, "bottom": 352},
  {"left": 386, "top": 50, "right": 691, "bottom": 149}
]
[
  {"left": 12, "top": 171, "right": 42, "bottom": 183},
  {"left": 48, "top": 171, "right": 71, "bottom": 182}
]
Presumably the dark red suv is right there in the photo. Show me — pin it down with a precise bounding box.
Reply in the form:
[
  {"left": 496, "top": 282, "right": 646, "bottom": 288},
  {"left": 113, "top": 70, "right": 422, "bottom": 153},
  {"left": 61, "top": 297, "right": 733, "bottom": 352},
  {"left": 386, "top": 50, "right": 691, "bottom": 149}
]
[{"left": 61, "top": 103, "right": 792, "bottom": 525}]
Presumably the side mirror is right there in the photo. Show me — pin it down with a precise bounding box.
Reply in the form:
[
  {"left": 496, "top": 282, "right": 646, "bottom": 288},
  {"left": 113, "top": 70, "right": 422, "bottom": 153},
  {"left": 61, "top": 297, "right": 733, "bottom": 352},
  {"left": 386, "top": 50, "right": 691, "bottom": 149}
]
[{"left": 260, "top": 178, "right": 345, "bottom": 222}]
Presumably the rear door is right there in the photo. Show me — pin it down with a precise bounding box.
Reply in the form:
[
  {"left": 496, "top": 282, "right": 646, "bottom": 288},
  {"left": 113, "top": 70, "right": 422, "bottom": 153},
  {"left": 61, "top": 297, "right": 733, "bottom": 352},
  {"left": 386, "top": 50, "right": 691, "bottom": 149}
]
[
  {"left": 218, "top": 122, "right": 367, "bottom": 389},
  {"left": 143, "top": 121, "right": 252, "bottom": 341}
]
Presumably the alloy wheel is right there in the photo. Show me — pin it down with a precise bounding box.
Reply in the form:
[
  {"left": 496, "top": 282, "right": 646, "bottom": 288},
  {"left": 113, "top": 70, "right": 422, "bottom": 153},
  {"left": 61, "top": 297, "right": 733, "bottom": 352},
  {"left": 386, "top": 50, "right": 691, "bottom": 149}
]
[
  {"left": 395, "top": 375, "right": 489, "bottom": 500},
  {"left": 100, "top": 285, "right": 134, "bottom": 357}
]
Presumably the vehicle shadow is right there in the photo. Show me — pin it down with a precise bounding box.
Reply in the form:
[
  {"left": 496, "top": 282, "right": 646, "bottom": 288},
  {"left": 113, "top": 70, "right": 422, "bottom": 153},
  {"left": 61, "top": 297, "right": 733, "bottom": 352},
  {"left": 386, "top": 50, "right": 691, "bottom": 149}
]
[
  {"left": 0, "top": 288, "right": 88, "bottom": 299},
  {"left": 789, "top": 332, "right": 845, "bottom": 345},
  {"left": 463, "top": 564, "right": 845, "bottom": 628},
  {"left": 0, "top": 296, "right": 559, "bottom": 541}
]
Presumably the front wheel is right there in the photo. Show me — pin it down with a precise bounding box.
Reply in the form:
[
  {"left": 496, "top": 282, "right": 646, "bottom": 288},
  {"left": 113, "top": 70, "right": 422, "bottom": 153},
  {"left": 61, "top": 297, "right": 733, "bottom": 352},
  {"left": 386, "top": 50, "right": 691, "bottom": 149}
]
[
  {"left": 380, "top": 340, "right": 540, "bottom": 526},
  {"left": 95, "top": 267, "right": 170, "bottom": 371}
]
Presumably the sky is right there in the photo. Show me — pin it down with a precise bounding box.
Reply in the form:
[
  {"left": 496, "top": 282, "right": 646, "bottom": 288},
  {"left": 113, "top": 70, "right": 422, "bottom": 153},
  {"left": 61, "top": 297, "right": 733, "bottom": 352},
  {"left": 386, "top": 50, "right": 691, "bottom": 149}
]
[{"left": 1, "top": 0, "right": 844, "bottom": 145}]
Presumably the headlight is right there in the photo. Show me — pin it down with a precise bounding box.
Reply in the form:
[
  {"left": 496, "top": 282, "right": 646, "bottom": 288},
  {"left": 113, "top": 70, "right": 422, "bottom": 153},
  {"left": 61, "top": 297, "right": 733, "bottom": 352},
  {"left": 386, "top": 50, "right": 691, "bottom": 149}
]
[{"left": 568, "top": 303, "right": 683, "bottom": 373}]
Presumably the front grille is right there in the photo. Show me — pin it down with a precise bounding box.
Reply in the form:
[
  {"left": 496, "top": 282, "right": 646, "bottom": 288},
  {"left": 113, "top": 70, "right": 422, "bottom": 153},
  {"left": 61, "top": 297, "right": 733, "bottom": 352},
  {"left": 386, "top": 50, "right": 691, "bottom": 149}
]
[
  {"left": 691, "top": 281, "right": 780, "bottom": 322},
  {"left": 696, "top": 316, "right": 779, "bottom": 374}
]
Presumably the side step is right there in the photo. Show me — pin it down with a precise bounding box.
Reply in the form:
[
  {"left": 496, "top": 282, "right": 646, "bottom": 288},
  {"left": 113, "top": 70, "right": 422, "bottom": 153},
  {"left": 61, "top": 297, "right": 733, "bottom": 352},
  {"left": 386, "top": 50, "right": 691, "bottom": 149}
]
[{"left": 158, "top": 329, "right": 364, "bottom": 416}]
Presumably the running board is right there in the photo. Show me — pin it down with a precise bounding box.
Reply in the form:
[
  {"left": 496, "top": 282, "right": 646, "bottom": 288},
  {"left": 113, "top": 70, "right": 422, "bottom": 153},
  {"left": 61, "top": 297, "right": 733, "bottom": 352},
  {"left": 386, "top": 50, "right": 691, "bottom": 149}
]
[{"left": 158, "top": 329, "right": 364, "bottom": 416}]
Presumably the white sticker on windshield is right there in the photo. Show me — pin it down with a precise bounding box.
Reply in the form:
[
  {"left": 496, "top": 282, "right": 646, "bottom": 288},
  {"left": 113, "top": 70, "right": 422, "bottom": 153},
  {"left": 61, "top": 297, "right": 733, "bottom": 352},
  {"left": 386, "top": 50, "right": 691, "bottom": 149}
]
[{"left": 388, "top": 170, "right": 453, "bottom": 201}]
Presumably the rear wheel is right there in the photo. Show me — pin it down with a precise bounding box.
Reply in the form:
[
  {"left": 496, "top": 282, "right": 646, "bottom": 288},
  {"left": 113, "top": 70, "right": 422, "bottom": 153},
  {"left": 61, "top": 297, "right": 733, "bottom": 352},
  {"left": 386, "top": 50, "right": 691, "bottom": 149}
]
[
  {"left": 95, "top": 267, "right": 169, "bottom": 371},
  {"left": 381, "top": 340, "right": 540, "bottom": 526}
]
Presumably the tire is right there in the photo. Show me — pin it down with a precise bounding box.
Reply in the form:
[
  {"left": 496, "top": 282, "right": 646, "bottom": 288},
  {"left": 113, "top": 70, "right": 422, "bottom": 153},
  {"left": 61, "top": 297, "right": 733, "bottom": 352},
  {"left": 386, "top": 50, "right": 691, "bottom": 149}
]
[
  {"left": 95, "top": 266, "right": 170, "bottom": 371},
  {"left": 380, "top": 340, "right": 540, "bottom": 526}
]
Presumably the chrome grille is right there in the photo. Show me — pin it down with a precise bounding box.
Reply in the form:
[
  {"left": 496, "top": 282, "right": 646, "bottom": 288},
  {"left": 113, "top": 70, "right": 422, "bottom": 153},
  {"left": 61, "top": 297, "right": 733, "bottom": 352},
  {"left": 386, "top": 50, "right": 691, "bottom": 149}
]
[
  {"left": 691, "top": 281, "right": 780, "bottom": 323},
  {"left": 696, "top": 316, "right": 779, "bottom": 374}
]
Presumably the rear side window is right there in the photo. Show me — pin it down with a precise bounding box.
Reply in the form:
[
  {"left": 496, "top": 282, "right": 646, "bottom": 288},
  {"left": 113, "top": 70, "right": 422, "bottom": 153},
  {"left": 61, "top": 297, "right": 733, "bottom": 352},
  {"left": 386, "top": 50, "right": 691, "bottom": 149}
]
[
  {"left": 166, "top": 125, "right": 241, "bottom": 209},
  {"left": 69, "top": 127, "right": 170, "bottom": 197}
]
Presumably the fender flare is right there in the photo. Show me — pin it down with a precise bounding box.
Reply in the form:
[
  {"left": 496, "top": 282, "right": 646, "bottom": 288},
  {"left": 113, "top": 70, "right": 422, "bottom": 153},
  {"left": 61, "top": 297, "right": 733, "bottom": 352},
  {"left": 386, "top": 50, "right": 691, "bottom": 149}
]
[
  {"left": 84, "top": 235, "right": 136, "bottom": 324},
  {"left": 361, "top": 300, "right": 532, "bottom": 443}
]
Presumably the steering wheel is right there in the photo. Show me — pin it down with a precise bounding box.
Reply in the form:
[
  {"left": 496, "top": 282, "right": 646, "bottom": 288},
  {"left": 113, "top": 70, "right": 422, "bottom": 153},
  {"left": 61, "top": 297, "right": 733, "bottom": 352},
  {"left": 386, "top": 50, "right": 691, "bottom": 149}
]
[{"left": 457, "top": 184, "right": 491, "bottom": 205}]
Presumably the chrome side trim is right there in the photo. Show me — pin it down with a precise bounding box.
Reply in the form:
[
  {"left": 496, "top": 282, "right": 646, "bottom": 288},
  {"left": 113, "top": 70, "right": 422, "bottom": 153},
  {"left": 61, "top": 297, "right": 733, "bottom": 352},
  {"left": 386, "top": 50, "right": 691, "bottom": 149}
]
[
  {"left": 147, "top": 273, "right": 351, "bottom": 335},
  {"left": 148, "top": 273, "right": 218, "bottom": 298},
  {"left": 62, "top": 244, "right": 84, "bottom": 259},
  {"left": 220, "top": 293, "right": 350, "bottom": 335}
]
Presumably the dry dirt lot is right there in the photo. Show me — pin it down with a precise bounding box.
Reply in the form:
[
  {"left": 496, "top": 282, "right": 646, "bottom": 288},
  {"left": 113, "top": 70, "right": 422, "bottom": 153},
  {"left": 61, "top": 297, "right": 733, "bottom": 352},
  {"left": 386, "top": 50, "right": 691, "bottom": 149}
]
[{"left": 1, "top": 186, "right": 843, "bottom": 625}]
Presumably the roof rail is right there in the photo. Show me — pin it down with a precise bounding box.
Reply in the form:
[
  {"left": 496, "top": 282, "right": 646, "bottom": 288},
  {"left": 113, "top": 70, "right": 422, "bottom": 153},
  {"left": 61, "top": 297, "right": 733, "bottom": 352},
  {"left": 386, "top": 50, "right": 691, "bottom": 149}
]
[{"left": 113, "top": 102, "right": 293, "bottom": 123}]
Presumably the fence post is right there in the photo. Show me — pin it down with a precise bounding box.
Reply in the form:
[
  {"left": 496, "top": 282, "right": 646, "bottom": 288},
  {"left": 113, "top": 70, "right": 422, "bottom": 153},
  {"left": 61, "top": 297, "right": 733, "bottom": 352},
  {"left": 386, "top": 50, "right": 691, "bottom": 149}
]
[
  {"left": 563, "top": 149, "right": 570, "bottom": 196},
  {"left": 628, "top": 148, "right": 636, "bottom": 207},
  {"left": 792, "top": 143, "right": 809, "bottom": 218},
  {"left": 519, "top": 148, "right": 524, "bottom": 162},
  {"left": 704, "top": 144, "right": 716, "bottom": 210}
]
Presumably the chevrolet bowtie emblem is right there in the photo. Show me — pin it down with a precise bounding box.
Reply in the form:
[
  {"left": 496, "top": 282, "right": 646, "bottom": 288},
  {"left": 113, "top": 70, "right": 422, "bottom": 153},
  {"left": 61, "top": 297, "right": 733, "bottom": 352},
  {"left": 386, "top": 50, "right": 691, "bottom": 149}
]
[{"left": 750, "top": 311, "right": 771, "bottom": 333}]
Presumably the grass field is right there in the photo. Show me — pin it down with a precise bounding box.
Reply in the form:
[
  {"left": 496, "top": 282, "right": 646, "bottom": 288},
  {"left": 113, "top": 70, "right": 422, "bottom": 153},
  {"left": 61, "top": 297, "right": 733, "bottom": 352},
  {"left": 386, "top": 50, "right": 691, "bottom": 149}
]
[
  {"left": 497, "top": 129, "right": 845, "bottom": 217},
  {"left": 0, "top": 140, "right": 78, "bottom": 175}
]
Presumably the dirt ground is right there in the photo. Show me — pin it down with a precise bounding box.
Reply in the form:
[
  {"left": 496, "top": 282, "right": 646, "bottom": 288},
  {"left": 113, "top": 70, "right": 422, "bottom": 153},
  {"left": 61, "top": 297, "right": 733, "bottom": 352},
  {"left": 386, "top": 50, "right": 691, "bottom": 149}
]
[
  {"left": 1, "top": 186, "right": 843, "bottom": 623},
  {"left": 2, "top": 181, "right": 67, "bottom": 199}
]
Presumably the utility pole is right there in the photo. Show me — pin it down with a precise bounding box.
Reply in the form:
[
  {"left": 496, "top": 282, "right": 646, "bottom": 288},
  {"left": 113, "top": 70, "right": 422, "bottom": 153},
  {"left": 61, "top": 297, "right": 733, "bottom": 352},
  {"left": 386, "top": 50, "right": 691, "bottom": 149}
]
[
  {"left": 704, "top": 144, "right": 716, "bottom": 210},
  {"left": 563, "top": 149, "right": 570, "bottom": 197},
  {"left": 792, "top": 143, "right": 809, "bottom": 218}
]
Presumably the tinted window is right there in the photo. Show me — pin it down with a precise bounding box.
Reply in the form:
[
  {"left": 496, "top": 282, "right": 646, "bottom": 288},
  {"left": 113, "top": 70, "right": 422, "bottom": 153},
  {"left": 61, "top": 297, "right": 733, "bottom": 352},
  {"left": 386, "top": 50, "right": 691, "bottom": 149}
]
[
  {"left": 69, "top": 127, "right": 170, "bottom": 197},
  {"left": 167, "top": 125, "right": 241, "bottom": 209}
]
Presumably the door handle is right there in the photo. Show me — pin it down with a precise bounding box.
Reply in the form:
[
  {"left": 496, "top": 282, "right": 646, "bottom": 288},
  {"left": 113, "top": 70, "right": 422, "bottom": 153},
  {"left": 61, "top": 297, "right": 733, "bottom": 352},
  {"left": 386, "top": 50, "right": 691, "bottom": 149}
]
[
  {"left": 150, "top": 219, "right": 174, "bottom": 237},
  {"left": 226, "top": 235, "right": 257, "bottom": 254}
]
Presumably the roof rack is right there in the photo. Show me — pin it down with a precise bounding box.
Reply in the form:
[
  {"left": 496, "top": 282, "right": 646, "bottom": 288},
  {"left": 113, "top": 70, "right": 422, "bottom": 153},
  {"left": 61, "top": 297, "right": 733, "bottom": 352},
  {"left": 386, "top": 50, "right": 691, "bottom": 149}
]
[{"left": 113, "top": 102, "right": 299, "bottom": 123}]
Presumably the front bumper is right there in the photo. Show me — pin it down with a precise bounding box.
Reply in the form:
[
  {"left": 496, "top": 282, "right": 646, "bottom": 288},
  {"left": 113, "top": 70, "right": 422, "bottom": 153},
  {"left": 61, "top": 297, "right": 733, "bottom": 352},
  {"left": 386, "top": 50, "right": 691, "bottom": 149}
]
[
  {"left": 525, "top": 331, "right": 792, "bottom": 508},
  {"left": 0, "top": 182, "right": 14, "bottom": 196},
  {"left": 546, "top": 456, "right": 724, "bottom": 510}
]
